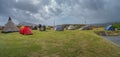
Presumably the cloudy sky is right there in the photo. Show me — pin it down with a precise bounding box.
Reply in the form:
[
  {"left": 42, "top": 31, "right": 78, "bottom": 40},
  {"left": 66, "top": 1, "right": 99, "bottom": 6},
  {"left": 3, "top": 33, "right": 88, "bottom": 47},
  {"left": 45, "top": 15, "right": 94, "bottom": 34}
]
[{"left": 0, "top": 0, "right": 120, "bottom": 26}]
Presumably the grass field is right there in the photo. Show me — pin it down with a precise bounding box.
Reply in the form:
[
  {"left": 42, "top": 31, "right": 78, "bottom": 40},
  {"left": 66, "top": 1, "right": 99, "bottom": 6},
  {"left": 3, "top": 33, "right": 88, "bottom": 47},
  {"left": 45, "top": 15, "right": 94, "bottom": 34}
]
[{"left": 0, "top": 30, "right": 120, "bottom": 57}]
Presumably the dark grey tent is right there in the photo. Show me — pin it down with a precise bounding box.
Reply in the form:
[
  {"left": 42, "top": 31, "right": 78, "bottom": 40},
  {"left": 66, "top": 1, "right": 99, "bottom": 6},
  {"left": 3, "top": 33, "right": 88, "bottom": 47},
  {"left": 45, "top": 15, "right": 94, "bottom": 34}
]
[
  {"left": 39, "top": 25, "right": 46, "bottom": 31},
  {"left": 54, "top": 25, "right": 64, "bottom": 31},
  {"left": 2, "top": 17, "right": 19, "bottom": 33},
  {"left": 32, "top": 25, "right": 38, "bottom": 30}
]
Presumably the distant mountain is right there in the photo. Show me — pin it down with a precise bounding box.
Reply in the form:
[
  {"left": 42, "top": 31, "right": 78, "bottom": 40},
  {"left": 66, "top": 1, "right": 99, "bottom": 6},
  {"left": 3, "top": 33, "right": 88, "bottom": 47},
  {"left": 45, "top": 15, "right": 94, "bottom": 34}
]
[
  {"left": 90, "top": 22, "right": 120, "bottom": 26},
  {"left": 18, "top": 22, "right": 36, "bottom": 26},
  {"left": 57, "top": 22, "right": 120, "bottom": 27}
]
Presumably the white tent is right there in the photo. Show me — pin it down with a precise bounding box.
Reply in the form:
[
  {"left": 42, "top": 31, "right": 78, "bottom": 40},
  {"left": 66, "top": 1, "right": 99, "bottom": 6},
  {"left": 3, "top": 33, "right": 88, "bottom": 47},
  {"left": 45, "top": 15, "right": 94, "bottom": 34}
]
[
  {"left": 68, "top": 25, "right": 75, "bottom": 30},
  {"left": 79, "top": 25, "right": 92, "bottom": 30}
]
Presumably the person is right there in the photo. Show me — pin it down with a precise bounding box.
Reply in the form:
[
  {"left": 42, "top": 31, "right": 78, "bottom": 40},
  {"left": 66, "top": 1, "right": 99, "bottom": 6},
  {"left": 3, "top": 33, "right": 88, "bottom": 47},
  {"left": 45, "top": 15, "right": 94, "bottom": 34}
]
[
  {"left": 38, "top": 24, "right": 42, "bottom": 30},
  {"left": 38, "top": 24, "right": 42, "bottom": 28}
]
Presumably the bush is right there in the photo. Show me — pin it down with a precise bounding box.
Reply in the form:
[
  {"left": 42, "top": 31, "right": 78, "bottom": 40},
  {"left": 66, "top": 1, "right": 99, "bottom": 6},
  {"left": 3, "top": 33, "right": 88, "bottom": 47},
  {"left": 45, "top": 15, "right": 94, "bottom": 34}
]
[
  {"left": 113, "top": 23, "right": 120, "bottom": 29},
  {"left": 94, "top": 30, "right": 120, "bottom": 36}
]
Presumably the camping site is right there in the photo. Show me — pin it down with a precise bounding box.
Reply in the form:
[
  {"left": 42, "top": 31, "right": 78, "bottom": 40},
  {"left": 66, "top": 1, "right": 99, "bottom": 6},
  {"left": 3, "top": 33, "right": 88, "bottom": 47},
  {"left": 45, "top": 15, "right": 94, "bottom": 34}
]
[
  {"left": 0, "top": 0, "right": 120, "bottom": 57},
  {"left": 0, "top": 17, "right": 120, "bottom": 57}
]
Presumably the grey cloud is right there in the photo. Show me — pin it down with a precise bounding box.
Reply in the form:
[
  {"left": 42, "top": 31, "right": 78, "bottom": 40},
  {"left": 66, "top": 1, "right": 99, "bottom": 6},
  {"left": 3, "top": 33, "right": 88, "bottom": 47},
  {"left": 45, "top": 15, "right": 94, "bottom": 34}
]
[
  {"left": 0, "top": 0, "right": 120, "bottom": 25},
  {"left": 14, "top": 3, "right": 39, "bottom": 13},
  {"left": 80, "top": 0, "right": 105, "bottom": 10}
]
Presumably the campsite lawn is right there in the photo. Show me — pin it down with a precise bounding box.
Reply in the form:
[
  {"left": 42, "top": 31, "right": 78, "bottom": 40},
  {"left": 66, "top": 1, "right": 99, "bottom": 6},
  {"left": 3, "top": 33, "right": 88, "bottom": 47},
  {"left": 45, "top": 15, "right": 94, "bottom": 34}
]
[{"left": 0, "top": 30, "right": 120, "bottom": 57}]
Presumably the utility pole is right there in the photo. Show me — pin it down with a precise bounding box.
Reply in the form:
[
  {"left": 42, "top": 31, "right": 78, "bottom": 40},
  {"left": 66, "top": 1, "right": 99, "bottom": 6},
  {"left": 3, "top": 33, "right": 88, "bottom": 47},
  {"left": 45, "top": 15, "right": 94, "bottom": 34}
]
[
  {"left": 54, "top": 18, "right": 55, "bottom": 27},
  {"left": 85, "top": 19, "right": 86, "bottom": 24}
]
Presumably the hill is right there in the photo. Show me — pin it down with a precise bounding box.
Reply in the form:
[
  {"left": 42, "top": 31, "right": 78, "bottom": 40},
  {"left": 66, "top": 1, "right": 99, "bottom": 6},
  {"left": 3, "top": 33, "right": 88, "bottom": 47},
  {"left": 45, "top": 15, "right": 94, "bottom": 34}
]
[
  {"left": 0, "top": 30, "right": 120, "bottom": 57},
  {"left": 18, "top": 22, "right": 36, "bottom": 26}
]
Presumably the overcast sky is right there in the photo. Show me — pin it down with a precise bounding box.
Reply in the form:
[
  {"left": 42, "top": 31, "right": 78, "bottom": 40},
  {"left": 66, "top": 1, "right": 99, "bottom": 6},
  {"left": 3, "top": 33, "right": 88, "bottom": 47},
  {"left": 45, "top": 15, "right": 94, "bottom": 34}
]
[{"left": 0, "top": 0, "right": 120, "bottom": 26}]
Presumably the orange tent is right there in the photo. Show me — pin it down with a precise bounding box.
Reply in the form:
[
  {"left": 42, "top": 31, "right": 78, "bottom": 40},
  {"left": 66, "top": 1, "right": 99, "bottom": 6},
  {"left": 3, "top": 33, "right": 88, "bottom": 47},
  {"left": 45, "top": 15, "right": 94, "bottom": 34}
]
[{"left": 20, "top": 26, "right": 33, "bottom": 35}]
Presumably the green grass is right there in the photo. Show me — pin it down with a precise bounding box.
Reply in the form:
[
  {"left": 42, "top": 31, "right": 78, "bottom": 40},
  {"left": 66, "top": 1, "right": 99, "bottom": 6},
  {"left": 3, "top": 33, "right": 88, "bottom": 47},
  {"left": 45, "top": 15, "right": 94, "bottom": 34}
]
[{"left": 0, "top": 30, "right": 120, "bottom": 57}]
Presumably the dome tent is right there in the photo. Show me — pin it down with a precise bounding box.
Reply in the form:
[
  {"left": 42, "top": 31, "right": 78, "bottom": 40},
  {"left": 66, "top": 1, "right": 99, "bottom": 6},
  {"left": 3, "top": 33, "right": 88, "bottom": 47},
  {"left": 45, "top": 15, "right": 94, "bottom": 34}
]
[
  {"left": 32, "top": 25, "right": 38, "bottom": 30},
  {"left": 39, "top": 25, "right": 46, "bottom": 31},
  {"left": 68, "top": 25, "right": 75, "bottom": 30},
  {"left": 20, "top": 26, "right": 24, "bottom": 34},
  {"left": 20, "top": 26, "right": 33, "bottom": 35},
  {"left": 2, "top": 17, "right": 19, "bottom": 33},
  {"left": 105, "top": 25, "right": 115, "bottom": 31},
  {"left": 54, "top": 25, "right": 64, "bottom": 31}
]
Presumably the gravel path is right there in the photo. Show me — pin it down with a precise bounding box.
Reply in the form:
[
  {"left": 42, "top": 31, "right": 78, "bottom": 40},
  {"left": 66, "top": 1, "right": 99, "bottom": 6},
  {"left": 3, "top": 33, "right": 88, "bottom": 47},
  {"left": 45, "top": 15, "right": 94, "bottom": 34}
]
[{"left": 102, "top": 36, "right": 120, "bottom": 46}]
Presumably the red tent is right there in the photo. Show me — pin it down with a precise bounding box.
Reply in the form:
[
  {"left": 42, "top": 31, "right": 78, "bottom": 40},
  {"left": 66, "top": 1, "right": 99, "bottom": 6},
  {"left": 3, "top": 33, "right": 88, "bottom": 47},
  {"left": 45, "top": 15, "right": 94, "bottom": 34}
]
[
  {"left": 20, "top": 26, "right": 33, "bottom": 35},
  {"left": 20, "top": 26, "right": 24, "bottom": 34}
]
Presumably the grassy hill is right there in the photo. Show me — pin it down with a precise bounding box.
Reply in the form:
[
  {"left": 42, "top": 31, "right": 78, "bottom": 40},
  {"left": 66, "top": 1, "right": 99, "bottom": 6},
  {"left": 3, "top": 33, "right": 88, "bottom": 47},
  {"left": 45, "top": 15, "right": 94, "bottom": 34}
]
[{"left": 0, "top": 30, "right": 120, "bottom": 57}]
